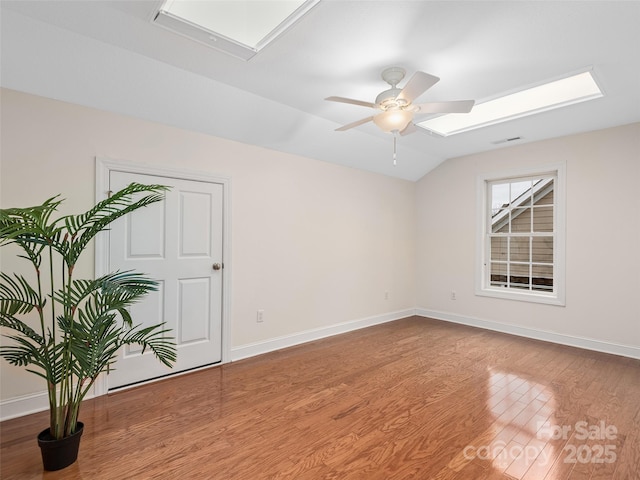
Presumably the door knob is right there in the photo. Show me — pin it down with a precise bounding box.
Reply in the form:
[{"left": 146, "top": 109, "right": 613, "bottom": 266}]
[{"left": 212, "top": 263, "right": 222, "bottom": 271}]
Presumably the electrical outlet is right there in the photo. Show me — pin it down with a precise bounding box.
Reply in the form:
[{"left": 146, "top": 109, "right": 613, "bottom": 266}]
[
  {"left": 257, "top": 310, "right": 264, "bottom": 323},
  {"left": 450, "top": 291, "right": 457, "bottom": 300}
]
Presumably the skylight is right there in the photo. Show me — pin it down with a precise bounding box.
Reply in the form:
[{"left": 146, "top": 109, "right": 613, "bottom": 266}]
[
  {"left": 417, "top": 71, "right": 603, "bottom": 136},
  {"left": 153, "top": 0, "right": 319, "bottom": 61}
]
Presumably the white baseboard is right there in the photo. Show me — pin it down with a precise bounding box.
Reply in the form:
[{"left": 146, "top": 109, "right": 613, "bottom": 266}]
[
  {"left": 0, "top": 388, "right": 99, "bottom": 422},
  {"left": 0, "top": 391, "right": 50, "bottom": 422},
  {"left": 416, "top": 308, "right": 640, "bottom": 360},
  {"left": 230, "top": 308, "right": 416, "bottom": 362}
]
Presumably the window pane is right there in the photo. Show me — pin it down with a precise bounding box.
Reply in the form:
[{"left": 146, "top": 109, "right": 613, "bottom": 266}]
[
  {"left": 511, "top": 208, "right": 532, "bottom": 232},
  {"left": 510, "top": 181, "right": 532, "bottom": 206},
  {"left": 492, "top": 214, "right": 509, "bottom": 233},
  {"left": 490, "top": 237, "right": 508, "bottom": 261},
  {"left": 510, "top": 263, "right": 530, "bottom": 289},
  {"left": 490, "top": 263, "right": 507, "bottom": 287},
  {"left": 510, "top": 237, "right": 530, "bottom": 262},
  {"left": 533, "top": 206, "right": 553, "bottom": 232},
  {"left": 535, "top": 179, "right": 554, "bottom": 205},
  {"left": 532, "top": 237, "right": 553, "bottom": 263},
  {"left": 491, "top": 183, "right": 510, "bottom": 216},
  {"left": 532, "top": 264, "right": 553, "bottom": 291}
]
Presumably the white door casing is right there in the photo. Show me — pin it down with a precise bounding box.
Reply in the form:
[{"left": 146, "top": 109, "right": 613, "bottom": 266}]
[{"left": 94, "top": 158, "right": 230, "bottom": 393}]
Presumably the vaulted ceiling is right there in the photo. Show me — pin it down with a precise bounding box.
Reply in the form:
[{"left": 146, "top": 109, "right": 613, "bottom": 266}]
[{"left": 2, "top": 1, "right": 639, "bottom": 181}]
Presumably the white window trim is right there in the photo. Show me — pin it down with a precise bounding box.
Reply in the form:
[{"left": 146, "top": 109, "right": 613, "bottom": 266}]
[{"left": 476, "top": 162, "right": 566, "bottom": 306}]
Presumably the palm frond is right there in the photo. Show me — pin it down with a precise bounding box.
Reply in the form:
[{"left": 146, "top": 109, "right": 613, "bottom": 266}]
[
  {"left": 98, "top": 272, "right": 159, "bottom": 310},
  {"left": 0, "top": 335, "right": 61, "bottom": 385},
  {"left": 117, "top": 307, "right": 132, "bottom": 327},
  {"left": 52, "top": 271, "right": 158, "bottom": 313},
  {"left": 43, "top": 341, "right": 68, "bottom": 385},
  {"left": 66, "top": 309, "right": 122, "bottom": 379},
  {"left": 121, "top": 324, "right": 177, "bottom": 368},
  {"left": 63, "top": 183, "right": 168, "bottom": 266},
  {"left": 0, "top": 335, "right": 42, "bottom": 367},
  {"left": 0, "top": 196, "right": 64, "bottom": 241},
  {"left": 0, "top": 272, "right": 43, "bottom": 316},
  {"left": 0, "top": 317, "right": 44, "bottom": 344},
  {"left": 0, "top": 197, "right": 67, "bottom": 264}
]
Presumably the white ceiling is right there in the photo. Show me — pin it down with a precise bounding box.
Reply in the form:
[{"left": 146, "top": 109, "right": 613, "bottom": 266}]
[{"left": 1, "top": 1, "right": 639, "bottom": 181}]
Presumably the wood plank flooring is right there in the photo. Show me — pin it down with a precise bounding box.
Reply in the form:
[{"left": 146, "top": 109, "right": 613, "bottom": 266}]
[{"left": 1, "top": 316, "right": 639, "bottom": 479}]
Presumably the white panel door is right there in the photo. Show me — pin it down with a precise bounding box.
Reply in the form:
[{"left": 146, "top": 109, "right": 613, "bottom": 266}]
[{"left": 108, "top": 171, "right": 223, "bottom": 389}]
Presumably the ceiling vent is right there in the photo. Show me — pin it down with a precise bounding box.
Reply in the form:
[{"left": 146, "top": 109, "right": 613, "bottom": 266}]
[{"left": 492, "top": 136, "right": 523, "bottom": 145}]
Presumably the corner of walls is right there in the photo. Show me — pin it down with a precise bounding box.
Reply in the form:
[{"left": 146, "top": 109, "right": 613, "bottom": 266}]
[{"left": 414, "top": 123, "right": 640, "bottom": 360}]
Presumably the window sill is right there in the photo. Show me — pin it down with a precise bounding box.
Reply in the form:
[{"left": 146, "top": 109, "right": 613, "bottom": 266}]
[{"left": 476, "top": 288, "right": 565, "bottom": 306}]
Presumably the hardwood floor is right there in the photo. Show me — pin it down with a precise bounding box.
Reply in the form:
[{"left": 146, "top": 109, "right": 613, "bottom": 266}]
[{"left": 1, "top": 316, "right": 639, "bottom": 479}]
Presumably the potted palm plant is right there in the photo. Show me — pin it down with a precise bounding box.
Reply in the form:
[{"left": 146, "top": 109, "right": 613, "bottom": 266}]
[{"left": 0, "top": 183, "right": 177, "bottom": 471}]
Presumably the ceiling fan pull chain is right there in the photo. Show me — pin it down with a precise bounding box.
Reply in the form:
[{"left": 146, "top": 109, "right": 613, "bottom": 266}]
[{"left": 393, "top": 133, "right": 397, "bottom": 166}]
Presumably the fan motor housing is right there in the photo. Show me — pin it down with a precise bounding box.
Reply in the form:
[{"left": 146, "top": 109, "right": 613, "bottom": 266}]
[{"left": 376, "top": 88, "right": 408, "bottom": 110}]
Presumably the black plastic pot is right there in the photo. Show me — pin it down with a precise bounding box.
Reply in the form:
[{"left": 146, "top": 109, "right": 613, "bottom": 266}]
[{"left": 37, "top": 422, "right": 84, "bottom": 471}]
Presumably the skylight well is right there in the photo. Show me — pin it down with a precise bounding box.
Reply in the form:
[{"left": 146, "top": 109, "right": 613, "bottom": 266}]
[
  {"left": 418, "top": 71, "right": 603, "bottom": 136},
  {"left": 153, "top": 0, "right": 319, "bottom": 60}
]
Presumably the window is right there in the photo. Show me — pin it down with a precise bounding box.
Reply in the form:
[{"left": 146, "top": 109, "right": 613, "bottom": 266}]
[
  {"left": 417, "top": 70, "right": 602, "bottom": 136},
  {"left": 477, "top": 164, "right": 565, "bottom": 305},
  {"left": 153, "top": 0, "right": 320, "bottom": 61}
]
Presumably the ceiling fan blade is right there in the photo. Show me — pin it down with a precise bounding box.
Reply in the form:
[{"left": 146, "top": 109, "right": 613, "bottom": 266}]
[
  {"left": 414, "top": 100, "right": 475, "bottom": 115},
  {"left": 335, "top": 116, "right": 375, "bottom": 131},
  {"left": 399, "top": 122, "right": 418, "bottom": 136},
  {"left": 325, "top": 96, "right": 377, "bottom": 109},
  {"left": 396, "top": 71, "right": 440, "bottom": 103}
]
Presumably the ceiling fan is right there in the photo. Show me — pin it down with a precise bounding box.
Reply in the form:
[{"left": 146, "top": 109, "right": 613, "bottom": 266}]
[{"left": 326, "top": 67, "right": 475, "bottom": 136}]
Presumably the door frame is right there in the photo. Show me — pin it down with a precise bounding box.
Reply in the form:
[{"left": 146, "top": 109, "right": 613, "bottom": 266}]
[{"left": 94, "top": 157, "right": 231, "bottom": 395}]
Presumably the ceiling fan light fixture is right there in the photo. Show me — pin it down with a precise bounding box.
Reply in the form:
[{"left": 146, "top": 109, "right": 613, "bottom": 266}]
[
  {"left": 327, "top": 67, "right": 471, "bottom": 136},
  {"left": 373, "top": 108, "right": 413, "bottom": 133}
]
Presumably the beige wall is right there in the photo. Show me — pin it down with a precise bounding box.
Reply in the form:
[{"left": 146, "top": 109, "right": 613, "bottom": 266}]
[
  {"left": 0, "top": 89, "right": 417, "bottom": 400},
  {"left": 415, "top": 122, "right": 640, "bottom": 348},
  {"left": 2, "top": 88, "right": 639, "bottom": 407}
]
